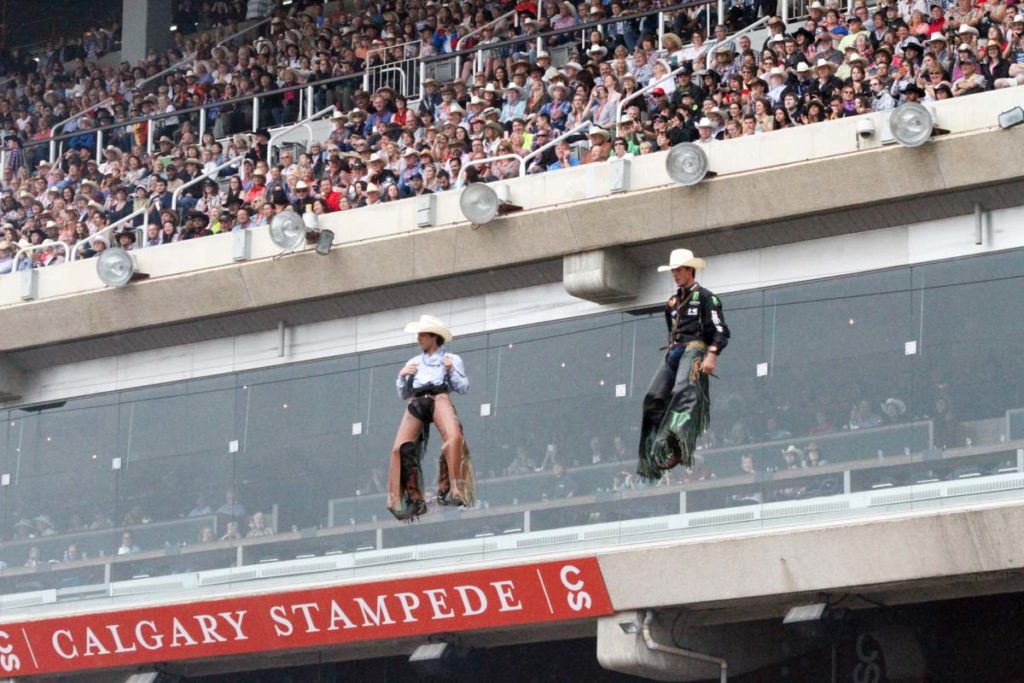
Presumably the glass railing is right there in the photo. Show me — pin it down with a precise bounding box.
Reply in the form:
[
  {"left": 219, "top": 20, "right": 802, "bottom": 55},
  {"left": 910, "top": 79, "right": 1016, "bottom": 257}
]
[{"left": 1, "top": 247, "right": 1023, "bottom": 611}]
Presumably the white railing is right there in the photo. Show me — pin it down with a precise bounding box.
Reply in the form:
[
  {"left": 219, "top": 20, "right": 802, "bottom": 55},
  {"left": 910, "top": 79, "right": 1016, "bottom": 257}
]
[
  {"left": 705, "top": 15, "right": 770, "bottom": 69},
  {"left": 11, "top": 241, "right": 71, "bottom": 273},
  {"left": 455, "top": 10, "right": 520, "bottom": 81},
  {"left": 268, "top": 105, "right": 337, "bottom": 165},
  {"left": 70, "top": 208, "right": 148, "bottom": 261},
  {"left": 48, "top": 98, "right": 114, "bottom": 164},
  {"left": 171, "top": 155, "right": 247, "bottom": 211},
  {"left": 461, "top": 153, "right": 526, "bottom": 181},
  {"left": 522, "top": 119, "right": 596, "bottom": 174},
  {"left": 364, "top": 39, "right": 423, "bottom": 100},
  {"left": 615, "top": 63, "right": 691, "bottom": 127}
]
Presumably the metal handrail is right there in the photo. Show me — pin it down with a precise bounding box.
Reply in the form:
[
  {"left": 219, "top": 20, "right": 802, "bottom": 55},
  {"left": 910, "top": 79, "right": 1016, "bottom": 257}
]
[
  {"left": 172, "top": 154, "right": 246, "bottom": 210},
  {"left": 455, "top": 9, "right": 520, "bottom": 77},
  {"left": 11, "top": 241, "right": 70, "bottom": 273},
  {"left": 456, "top": 11, "right": 518, "bottom": 53},
  {"left": 48, "top": 97, "right": 114, "bottom": 163},
  {"left": 268, "top": 105, "right": 337, "bottom": 165},
  {"left": 420, "top": 0, "right": 710, "bottom": 67},
  {"left": 23, "top": 71, "right": 365, "bottom": 164},
  {"left": 23, "top": 0, "right": 719, "bottom": 172},
  {"left": 70, "top": 208, "right": 149, "bottom": 261},
  {"left": 460, "top": 153, "right": 525, "bottom": 182},
  {"left": 704, "top": 14, "right": 770, "bottom": 69},
  {"left": 615, "top": 63, "right": 691, "bottom": 127},
  {"left": 521, "top": 119, "right": 595, "bottom": 173},
  {"left": 215, "top": 17, "right": 273, "bottom": 49}
]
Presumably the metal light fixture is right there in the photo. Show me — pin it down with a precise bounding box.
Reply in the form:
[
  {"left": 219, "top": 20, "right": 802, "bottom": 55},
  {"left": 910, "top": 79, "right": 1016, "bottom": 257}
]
[
  {"left": 998, "top": 106, "right": 1024, "bottom": 130},
  {"left": 666, "top": 142, "right": 713, "bottom": 186},
  {"left": 889, "top": 103, "right": 937, "bottom": 147},
  {"left": 97, "top": 247, "right": 146, "bottom": 287},
  {"left": 459, "top": 184, "right": 522, "bottom": 225},
  {"left": 783, "top": 603, "right": 828, "bottom": 625},
  {"left": 269, "top": 211, "right": 307, "bottom": 251},
  {"left": 315, "top": 229, "right": 334, "bottom": 256}
]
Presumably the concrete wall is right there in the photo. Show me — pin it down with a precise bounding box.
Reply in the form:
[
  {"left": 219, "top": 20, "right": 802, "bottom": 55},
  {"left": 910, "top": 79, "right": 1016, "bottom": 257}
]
[
  {"left": 0, "top": 88, "right": 1020, "bottom": 353},
  {"left": 12, "top": 205, "right": 1023, "bottom": 406}
]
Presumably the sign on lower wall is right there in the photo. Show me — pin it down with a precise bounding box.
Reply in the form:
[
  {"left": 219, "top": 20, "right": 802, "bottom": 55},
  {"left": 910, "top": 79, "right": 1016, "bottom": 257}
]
[{"left": 0, "top": 558, "right": 612, "bottom": 678}]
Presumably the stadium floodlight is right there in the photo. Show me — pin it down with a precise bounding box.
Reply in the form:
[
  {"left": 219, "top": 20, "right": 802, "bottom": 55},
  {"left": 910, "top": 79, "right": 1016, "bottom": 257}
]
[
  {"left": 889, "top": 103, "right": 937, "bottom": 147},
  {"left": 459, "top": 183, "right": 522, "bottom": 225},
  {"left": 783, "top": 603, "right": 828, "bottom": 625},
  {"left": 666, "top": 142, "right": 713, "bottom": 187},
  {"left": 269, "top": 211, "right": 308, "bottom": 251},
  {"left": 998, "top": 106, "right": 1024, "bottom": 130},
  {"left": 461, "top": 184, "right": 499, "bottom": 224},
  {"left": 97, "top": 247, "right": 146, "bottom": 287}
]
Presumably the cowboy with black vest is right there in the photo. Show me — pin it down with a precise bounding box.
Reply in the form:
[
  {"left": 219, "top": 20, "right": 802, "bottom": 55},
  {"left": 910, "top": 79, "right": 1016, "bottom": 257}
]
[
  {"left": 388, "top": 315, "right": 476, "bottom": 521},
  {"left": 638, "top": 249, "right": 730, "bottom": 482}
]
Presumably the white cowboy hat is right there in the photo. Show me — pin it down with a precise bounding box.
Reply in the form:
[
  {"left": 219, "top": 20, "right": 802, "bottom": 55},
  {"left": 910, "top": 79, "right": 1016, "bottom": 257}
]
[
  {"left": 696, "top": 117, "right": 714, "bottom": 128},
  {"left": 404, "top": 314, "right": 453, "bottom": 343},
  {"left": 658, "top": 248, "right": 706, "bottom": 272}
]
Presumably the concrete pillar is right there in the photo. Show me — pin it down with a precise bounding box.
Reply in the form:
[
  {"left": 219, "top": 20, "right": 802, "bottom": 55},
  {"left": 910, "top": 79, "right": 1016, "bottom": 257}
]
[
  {"left": 563, "top": 248, "right": 638, "bottom": 304},
  {"left": 121, "top": 0, "right": 175, "bottom": 66}
]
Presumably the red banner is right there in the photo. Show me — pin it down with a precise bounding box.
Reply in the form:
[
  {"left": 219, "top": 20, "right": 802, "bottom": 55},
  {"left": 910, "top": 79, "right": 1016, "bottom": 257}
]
[{"left": 0, "top": 557, "right": 611, "bottom": 678}]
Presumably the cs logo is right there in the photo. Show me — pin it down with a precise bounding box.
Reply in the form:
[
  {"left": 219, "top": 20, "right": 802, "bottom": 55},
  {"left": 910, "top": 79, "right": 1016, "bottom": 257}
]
[
  {"left": 559, "top": 565, "right": 593, "bottom": 612},
  {"left": 0, "top": 630, "right": 21, "bottom": 672}
]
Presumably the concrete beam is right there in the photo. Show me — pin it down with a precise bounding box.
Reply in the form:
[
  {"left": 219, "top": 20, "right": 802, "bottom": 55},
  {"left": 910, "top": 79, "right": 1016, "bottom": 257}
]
[
  {"left": 0, "top": 354, "right": 25, "bottom": 403},
  {"left": 597, "top": 502, "right": 1024, "bottom": 615},
  {"left": 563, "top": 248, "right": 638, "bottom": 303},
  {"left": 1, "top": 126, "right": 1022, "bottom": 355}
]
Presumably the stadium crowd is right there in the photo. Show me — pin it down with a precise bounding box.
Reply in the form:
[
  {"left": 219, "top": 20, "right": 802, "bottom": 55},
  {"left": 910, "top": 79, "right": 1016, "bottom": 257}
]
[{"left": 0, "top": 0, "right": 1021, "bottom": 271}]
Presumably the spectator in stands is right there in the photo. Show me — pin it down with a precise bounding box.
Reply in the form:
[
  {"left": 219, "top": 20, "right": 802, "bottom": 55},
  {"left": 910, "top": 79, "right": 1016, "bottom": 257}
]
[
  {"left": 220, "top": 521, "right": 242, "bottom": 541},
  {"left": 931, "top": 397, "right": 963, "bottom": 449},
  {"left": 848, "top": 399, "right": 883, "bottom": 430},
  {"left": 781, "top": 445, "right": 805, "bottom": 470},
  {"left": 551, "top": 463, "right": 578, "bottom": 498},
  {"left": 63, "top": 544, "right": 82, "bottom": 562},
  {"left": 805, "top": 442, "right": 826, "bottom": 467},
  {"left": 217, "top": 490, "right": 247, "bottom": 517},
  {"left": 198, "top": 527, "right": 216, "bottom": 544},
  {"left": 117, "top": 531, "right": 141, "bottom": 555},
  {"left": 881, "top": 397, "right": 908, "bottom": 425},
  {"left": 33, "top": 515, "right": 56, "bottom": 537},
  {"left": 247, "top": 511, "right": 275, "bottom": 537},
  {"left": 505, "top": 447, "right": 537, "bottom": 476},
  {"left": 25, "top": 546, "right": 41, "bottom": 569}
]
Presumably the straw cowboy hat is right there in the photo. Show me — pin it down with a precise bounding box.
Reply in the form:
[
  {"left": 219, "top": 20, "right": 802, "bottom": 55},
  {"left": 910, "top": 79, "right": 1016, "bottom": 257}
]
[
  {"left": 404, "top": 314, "right": 453, "bottom": 343},
  {"left": 658, "top": 248, "right": 706, "bottom": 272}
]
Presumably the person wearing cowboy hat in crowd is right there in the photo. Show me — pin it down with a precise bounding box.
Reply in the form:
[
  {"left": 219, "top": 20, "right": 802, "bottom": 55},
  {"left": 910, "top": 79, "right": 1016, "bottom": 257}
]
[
  {"left": 500, "top": 84, "right": 527, "bottom": 123},
  {"left": 582, "top": 126, "right": 612, "bottom": 163},
  {"left": 540, "top": 81, "right": 572, "bottom": 130},
  {"left": 115, "top": 228, "right": 136, "bottom": 251},
  {"left": 0, "top": 240, "right": 15, "bottom": 274},
  {"left": 388, "top": 314, "right": 475, "bottom": 521},
  {"left": 637, "top": 248, "right": 730, "bottom": 483},
  {"left": 881, "top": 397, "right": 909, "bottom": 425},
  {"left": 810, "top": 57, "right": 844, "bottom": 101},
  {"left": 37, "top": 239, "right": 64, "bottom": 267},
  {"left": 952, "top": 53, "right": 987, "bottom": 95}
]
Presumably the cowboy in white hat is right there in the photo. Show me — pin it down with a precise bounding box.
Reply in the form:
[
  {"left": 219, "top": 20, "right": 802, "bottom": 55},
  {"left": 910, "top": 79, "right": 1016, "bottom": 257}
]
[
  {"left": 388, "top": 315, "right": 475, "bottom": 520},
  {"left": 637, "top": 249, "right": 730, "bottom": 482}
]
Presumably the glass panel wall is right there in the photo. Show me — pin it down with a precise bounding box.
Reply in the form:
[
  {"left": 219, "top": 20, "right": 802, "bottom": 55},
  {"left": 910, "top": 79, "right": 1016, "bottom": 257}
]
[{"left": 2, "top": 248, "right": 1023, "bottom": 610}]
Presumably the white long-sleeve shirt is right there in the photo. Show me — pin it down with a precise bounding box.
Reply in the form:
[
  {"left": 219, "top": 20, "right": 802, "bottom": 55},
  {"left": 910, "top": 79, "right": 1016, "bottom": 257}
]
[{"left": 396, "top": 347, "right": 469, "bottom": 399}]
